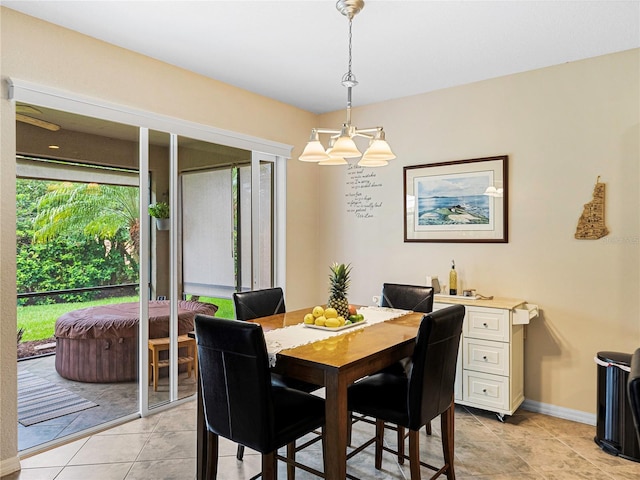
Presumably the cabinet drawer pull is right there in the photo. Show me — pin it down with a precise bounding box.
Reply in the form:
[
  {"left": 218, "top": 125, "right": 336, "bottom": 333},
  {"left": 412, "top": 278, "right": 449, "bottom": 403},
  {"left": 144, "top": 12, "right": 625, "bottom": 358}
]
[
  {"left": 482, "top": 388, "right": 487, "bottom": 393},
  {"left": 483, "top": 322, "right": 488, "bottom": 327},
  {"left": 483, "top": 356, "right": 488, "bottom": 361}
]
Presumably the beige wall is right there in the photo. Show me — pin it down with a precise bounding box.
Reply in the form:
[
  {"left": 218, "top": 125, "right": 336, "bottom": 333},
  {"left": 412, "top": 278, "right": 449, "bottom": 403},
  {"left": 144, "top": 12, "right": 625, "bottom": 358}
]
[
  {"left": 1, "top": 5, "right": 638, "bottom": 470},
  {"left": 314, "top": 49, "right": 640, "bottom": 415},
  {"left": 0, "top": 65, "right": 19, "bottom": 473}
]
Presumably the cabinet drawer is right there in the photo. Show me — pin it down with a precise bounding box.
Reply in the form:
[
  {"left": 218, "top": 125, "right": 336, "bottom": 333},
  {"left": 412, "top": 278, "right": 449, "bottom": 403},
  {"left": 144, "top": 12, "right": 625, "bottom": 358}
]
[
  {"left": 463, "top": 338, "right": 509, "bottom": 376},
  {"left": 464, "top": 307, "right": 509, "bottom": 342},
  {"left": 463, "top": 370, "right": 509, "bottom": 411},
  {"left": 454, "top": 343, "right": 463, "bottom": 401}
]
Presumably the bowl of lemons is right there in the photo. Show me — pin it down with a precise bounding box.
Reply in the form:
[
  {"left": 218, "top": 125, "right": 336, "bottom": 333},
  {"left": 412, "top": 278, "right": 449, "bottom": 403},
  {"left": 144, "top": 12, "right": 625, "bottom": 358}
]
[{"left": 303, "top": 305, "right": 365, "bottom": 330}]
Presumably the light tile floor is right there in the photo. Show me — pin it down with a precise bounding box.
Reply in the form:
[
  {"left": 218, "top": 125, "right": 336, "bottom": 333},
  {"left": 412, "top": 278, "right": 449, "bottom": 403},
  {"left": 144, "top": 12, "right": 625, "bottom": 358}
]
[{"left": 5, "top": 399, "right": 640, "bottom": 480}]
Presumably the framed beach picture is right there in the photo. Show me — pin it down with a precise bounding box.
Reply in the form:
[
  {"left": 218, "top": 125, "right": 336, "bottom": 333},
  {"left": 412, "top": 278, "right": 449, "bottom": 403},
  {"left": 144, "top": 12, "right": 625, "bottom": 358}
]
[{"left": 404, "top": 155, "right": 508, "bottom": 243}]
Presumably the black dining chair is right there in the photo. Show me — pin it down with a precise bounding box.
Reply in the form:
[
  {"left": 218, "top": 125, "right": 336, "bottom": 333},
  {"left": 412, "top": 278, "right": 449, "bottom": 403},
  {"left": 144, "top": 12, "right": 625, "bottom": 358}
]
[
  {"left": 349, "top": 282, "right": 436, "bottom": 447},
  {"left": 380, "top": 283, "right": 435, "bottom": 314},
  {"left": 629, "top": 348, "right": 640, "bottom": 444},
  {"left": 346, "top": 304, "right": 465, "bottom": 480},
  {"left": 195, "top": 315, "right": 326, "bottom": 480},
  {"left": 233, "top": 287, "right": 286, "bottom": 320},
  {"left": 232, "top": 287, "right": 322, "bottom": 460},
  {"left": 377, "top": 283, "right": 435, "bottom": 379}
]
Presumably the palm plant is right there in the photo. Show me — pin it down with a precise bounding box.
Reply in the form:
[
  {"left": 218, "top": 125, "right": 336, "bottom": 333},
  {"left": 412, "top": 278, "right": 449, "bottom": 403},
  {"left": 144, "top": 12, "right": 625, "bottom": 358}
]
[{"left": 33, "top": 182, "right": 140, "bottom": 262}]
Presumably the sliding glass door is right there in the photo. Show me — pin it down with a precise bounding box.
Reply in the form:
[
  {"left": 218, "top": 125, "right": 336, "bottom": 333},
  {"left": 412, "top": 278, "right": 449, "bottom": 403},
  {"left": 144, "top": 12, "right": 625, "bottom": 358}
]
[
  {"left": 152, "top": 136, "right": 282, "bottom": 410},
  {"left": 11, "top": 79, "right": 290, "bottom": 452},
  {"left": 15, "top": 107, "right": 142, "bottom": 452},
  {"left": 181, "top": 149, "right": 279, "bottom": 297},
  {"left": 182, "top": 167, "right": 238, "bottom": 298}
]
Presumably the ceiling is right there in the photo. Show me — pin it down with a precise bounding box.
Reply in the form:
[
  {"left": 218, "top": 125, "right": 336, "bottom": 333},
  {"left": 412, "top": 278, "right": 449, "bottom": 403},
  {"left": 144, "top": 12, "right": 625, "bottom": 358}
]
[{"left": 4, "top": 1, "right": 640, "bottom": 115}]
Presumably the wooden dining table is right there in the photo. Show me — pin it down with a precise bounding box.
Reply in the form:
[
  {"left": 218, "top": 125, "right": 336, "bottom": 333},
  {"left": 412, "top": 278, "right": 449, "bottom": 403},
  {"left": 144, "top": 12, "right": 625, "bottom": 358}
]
[{"left": 194, "top": 307, "right": 425, "bottom": 480}]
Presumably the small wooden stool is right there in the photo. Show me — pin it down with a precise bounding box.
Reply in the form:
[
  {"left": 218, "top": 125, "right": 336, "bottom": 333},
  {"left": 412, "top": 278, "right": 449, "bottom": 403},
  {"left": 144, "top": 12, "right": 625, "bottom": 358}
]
[{"left": 148, "top": 334, "right": 198, "bottom": 391}]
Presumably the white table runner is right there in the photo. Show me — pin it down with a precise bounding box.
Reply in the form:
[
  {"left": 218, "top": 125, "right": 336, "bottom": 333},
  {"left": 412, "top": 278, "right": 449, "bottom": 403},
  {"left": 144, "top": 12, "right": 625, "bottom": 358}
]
[{"left": 264, "top": 307, "right": 411, "bottom": 367}]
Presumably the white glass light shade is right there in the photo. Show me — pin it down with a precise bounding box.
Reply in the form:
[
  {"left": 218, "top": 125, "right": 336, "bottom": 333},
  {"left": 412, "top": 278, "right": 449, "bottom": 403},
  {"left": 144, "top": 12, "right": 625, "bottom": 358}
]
[
  {"left": 320, "top": 145, "right": 348, "bottom": 165},
  {"left": 361, "top": 139, "right": 396, "bottom": 161},
  {"left": 330, "top": 135, "right": 362, "bottom": 158},
  {"left": 358, "top": 157, "right": 388, "bottom": 167},
  {"left": 319, "top": 156, "right": 348, "bottom": 165},
  {"left": 299, "top": 140, "right": 330, "bottom": 162}
]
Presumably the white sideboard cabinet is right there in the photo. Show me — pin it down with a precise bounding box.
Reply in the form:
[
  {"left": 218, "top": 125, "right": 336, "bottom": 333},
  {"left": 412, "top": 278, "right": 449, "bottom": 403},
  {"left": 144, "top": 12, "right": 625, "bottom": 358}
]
[{"left": 433, "top": 295, "right": 538, "bottom": 421}]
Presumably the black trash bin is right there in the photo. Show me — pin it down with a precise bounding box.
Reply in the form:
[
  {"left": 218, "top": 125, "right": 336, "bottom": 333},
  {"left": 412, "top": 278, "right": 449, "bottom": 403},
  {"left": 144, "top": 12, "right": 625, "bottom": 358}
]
[{"left": 594, "top": 351, "right": 640, "bottom": 462}]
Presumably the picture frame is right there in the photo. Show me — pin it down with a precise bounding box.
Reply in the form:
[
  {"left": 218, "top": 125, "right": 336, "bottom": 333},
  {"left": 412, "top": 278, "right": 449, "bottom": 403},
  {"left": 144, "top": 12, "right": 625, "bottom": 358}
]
[{"left": 404, "top": 155, "right": 508, "bottom": 243}]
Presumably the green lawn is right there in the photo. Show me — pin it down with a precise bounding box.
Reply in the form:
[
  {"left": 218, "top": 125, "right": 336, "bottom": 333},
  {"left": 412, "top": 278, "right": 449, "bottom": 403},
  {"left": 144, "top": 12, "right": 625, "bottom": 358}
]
[
  {"left": 18, "top": 296, "right": 235, "bottom": 342},
  {"left": 193, "top": 296, "right": 234, "bottom": 319}
]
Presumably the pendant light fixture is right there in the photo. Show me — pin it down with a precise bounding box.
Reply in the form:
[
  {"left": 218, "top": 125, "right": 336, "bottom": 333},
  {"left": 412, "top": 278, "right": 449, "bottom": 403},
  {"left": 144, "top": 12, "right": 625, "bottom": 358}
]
[{"left": 299, "top": 0, "right": 395, "bottom": 167}]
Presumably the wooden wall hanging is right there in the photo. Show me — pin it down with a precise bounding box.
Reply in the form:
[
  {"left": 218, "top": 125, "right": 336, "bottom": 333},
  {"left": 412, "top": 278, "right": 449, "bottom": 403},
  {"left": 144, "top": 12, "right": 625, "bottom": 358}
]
[{"left": 575, "top": 176, "right": 609, "bottom": 240}]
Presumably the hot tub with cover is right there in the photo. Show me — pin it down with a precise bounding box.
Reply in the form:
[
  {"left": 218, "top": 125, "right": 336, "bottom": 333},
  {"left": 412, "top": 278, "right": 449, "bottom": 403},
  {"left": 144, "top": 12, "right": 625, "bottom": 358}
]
[{"left": 54, "top": 300, "right": 217, "bottom": 383}]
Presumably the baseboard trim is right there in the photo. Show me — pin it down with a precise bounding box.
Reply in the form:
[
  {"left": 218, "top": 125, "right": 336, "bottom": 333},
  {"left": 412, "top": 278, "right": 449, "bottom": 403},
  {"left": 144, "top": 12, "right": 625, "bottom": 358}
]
[
  {"left": 0, "top": 456, "right": 21, "bottom": 476},
  {"left": 521, "top": 399, "right": 597, "bottom": 426}
]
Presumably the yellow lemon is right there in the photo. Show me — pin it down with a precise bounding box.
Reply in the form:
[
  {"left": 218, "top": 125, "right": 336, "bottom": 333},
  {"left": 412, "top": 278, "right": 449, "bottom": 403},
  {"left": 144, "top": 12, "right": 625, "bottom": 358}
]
[
  {"left": 303, "top": 313, "right": 315, "bottom": 324},
  {"left": 314, "top": 316, "right": 327, "bottom": 326},
  {"left": 324, "top": 308, "right": 338, "bottom": 318},
  {"left": 312, "top": 305, "right": 325, "bottom": 318},
  {"left": 337, "top": 316, "right": 345, "bottom": 326},
  {"left": 325, "top": 318, "right": 341, "bottom": 328}
]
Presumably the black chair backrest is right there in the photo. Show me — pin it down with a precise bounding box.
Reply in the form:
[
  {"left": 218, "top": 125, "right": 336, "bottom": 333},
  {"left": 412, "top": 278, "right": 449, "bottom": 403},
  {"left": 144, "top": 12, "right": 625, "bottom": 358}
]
[
  {"left": 629, "top": 348, "right": 640, "bottom": 444},
  {"left": 233, "top": 287, "right": 286, "bottom": 321},
  {"left": 407, "top": 304, "right": 465, "bottom": 430},
  {"left": 195, "top": 314, "right": 276, "bottom": 452},
  {"left": 380, "top": 283, "right": 434, "bottom": 313}
]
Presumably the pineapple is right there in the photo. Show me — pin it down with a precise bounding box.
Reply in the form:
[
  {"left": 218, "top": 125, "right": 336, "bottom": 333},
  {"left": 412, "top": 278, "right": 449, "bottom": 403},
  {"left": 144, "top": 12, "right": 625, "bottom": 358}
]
[{"left": 327, "top": 263, "right": 352, "bottom": 319}]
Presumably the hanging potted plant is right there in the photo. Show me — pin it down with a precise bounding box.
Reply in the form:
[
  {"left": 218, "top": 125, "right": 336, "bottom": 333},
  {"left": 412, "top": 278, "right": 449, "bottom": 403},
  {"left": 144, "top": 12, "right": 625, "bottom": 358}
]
[{"left": 149, "top": 202, "right": 170, "bottom": 230}]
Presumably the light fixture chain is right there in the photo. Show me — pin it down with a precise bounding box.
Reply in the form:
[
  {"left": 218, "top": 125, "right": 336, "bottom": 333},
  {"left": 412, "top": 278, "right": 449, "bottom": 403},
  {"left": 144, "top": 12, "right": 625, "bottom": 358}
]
[
  {"left": 342, "top": 16, "right": 357, "bottom": 126},
  {"left": 348, "top": 18, "right": 353, "bottom": 79},
  {"left": 342, "top": 18, "right": 357, "bottom": 87}
]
